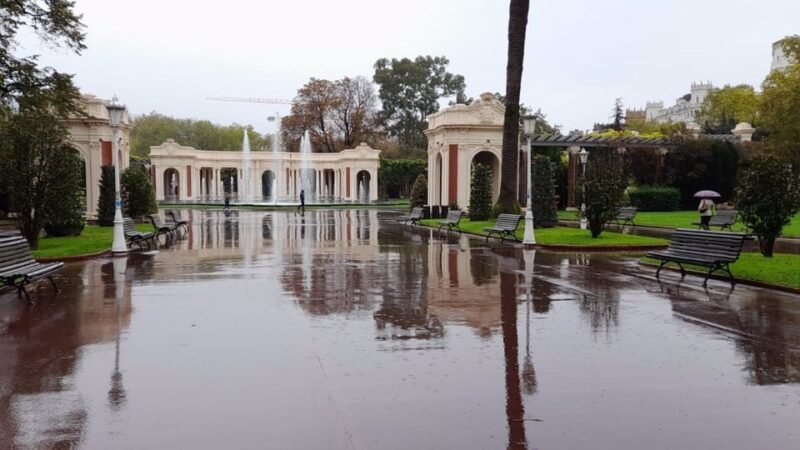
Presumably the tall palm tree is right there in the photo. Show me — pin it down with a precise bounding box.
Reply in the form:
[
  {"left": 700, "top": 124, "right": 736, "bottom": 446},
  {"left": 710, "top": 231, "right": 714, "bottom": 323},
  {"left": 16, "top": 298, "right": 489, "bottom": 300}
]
[{"left": 496, "top": 0, "right": 531, "bottom": 214}]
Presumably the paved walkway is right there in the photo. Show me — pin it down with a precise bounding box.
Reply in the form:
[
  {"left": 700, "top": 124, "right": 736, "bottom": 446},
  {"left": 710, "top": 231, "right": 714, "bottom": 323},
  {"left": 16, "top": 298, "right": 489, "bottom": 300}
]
[{"left": 1, "top": 209, "right": 798, "bottom": 449}]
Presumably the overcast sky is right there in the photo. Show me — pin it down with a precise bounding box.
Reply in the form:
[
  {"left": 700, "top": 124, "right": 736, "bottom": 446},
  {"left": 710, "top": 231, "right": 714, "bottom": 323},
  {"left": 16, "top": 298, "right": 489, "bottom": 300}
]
[{"left": 19, "top": 0, "right": 800, "bottom": 135}]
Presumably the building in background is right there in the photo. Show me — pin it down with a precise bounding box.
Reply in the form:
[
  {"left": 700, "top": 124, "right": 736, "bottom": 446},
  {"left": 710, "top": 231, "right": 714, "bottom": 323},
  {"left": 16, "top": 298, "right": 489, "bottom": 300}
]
[
  {"left": 771, "top": 38, "right": 794, "bottom": 72},
  {"left": 642, "top": 82, "right": 714, "bottom": 127}
]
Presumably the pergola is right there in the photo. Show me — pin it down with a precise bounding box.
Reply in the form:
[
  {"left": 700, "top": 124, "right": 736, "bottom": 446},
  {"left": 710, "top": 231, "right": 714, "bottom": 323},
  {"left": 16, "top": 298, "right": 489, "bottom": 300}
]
[{"left": 527, "top": 133, "right": 740, "bottom": 208}]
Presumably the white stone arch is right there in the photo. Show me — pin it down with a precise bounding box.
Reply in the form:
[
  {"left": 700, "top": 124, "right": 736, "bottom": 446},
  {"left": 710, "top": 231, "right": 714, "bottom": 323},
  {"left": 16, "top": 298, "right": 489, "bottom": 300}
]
[
  {"left": 467, "top": 146, "right": 501, "bottom": 205},
  {"left": 163, "top": 168, "right": 181, "bottom": 201}
]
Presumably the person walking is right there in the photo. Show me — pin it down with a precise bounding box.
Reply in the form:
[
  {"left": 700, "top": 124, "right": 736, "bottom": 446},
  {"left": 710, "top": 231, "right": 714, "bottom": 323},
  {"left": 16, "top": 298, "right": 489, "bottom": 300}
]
[
  {"left": 698, "top": 196, "right": 716, "bottom": 230},
  {"left": 224, "top": 196, "right": 230, "bottom": 212},
  {"left": 297, "top": 189, "right": 305, "bottom": 215}
]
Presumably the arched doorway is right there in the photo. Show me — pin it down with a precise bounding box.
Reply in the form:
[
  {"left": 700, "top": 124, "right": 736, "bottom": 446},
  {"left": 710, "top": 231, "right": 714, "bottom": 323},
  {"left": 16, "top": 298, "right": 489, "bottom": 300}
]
[
  {"left": 471, "top": 151, "right": 500, "bottom": 203},
  {"left": 356, "top": 170, "right": 371, "bottom": 202},
  {"left": 261, "top": 170, "right": 276, "bottom": 200},
  {"left": 164, "top": 168, "right": 180, "bottom": 201}
]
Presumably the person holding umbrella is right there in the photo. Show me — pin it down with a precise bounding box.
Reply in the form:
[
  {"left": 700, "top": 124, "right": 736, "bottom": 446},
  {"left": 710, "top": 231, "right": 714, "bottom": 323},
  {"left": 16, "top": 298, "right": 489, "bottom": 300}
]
[{"left": 695, "top": 190, "right": 720, "bottom": 230}]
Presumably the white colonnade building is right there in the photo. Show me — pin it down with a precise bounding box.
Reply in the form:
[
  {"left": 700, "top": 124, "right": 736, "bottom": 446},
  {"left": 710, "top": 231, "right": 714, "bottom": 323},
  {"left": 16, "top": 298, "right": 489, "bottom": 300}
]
[{"left": 148, "top": 140, "right": 381, "bottom": 203}]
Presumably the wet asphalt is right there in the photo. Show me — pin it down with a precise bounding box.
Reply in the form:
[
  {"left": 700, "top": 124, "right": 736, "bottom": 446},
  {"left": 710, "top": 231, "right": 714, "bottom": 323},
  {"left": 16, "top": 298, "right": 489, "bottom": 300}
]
[{"left": 1, "top": 209, "right": 798, "bottom": 449}]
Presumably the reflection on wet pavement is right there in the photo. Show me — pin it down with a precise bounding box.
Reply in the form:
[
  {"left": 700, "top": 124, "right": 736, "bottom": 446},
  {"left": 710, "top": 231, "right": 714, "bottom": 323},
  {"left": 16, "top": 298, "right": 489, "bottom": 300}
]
[{"left": 1, "top": 209, "right": 799, "bottom": 449}]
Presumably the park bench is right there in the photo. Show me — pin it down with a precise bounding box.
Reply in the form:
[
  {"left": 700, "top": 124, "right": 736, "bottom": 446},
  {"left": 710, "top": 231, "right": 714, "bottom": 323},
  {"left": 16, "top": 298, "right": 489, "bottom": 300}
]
[
  {"left": 436, "top": 210, "right": 463, "bottom": 234},
  {"left": 483, "top": 214, "right": 523, "bottom": 242},
  {"left": 693, "top": 209, "right": 738, "bottom": 231},
  {"left": 123, "top": 218, "right": 156, "bottom": 250},
  {"left": 646, "top": 228, "right": 750, "bottom": 287},
  {"left": 398, "top": 207, "right": 423, "bottom": 226},
  {"left": 149, "top": 214, "right": 178, "bottom": 242},
  {"left": 0, "top": 234, "right": 63, "bottom": 301},
  {"left": 613, "top": 206, "right": 637, "bottom": 229},
  {"left": 166, "top": 211, "right": 188, "bottom": 232}
]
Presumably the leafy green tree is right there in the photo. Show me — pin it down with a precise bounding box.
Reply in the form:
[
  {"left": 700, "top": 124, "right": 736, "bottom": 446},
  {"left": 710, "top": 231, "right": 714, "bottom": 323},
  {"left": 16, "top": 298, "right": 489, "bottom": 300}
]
[
  {"left": 578, "top": 149, "right": 628, "bottom": 238},
  {"left": 122, "top": 166, "right": 158, "bottom": 219},
  {"left": 531, "top": 155, "right": 558, "bottom": 227},
  {"left": 0, "top": 83, "right": 83, "bottom": 248},
  {"left": 760, "top": 35, "right": 800, "bottom": 168},
  {"left": 698, "top": 84, "right": 760, "bottom": 133},
  {"left": 409, "top": 174, "right": 428, "bottom": 208},
  {"left": 0, "top": 0, "right": 85, "bottom": 108},
  {"left": 97, "top": 166, "right": 116, "bottom": 226},
  {"left": 373, "top": 56, "right": 465, "bottom": 150},
  {"left": 379, "top": 158, "right": 427, "bottom": 199},
  {"left": 43, "top": 151, "right": 85, "bottom": 237},
  {"left": 495, "top": 0, "right": 530, "bottom": 214},
  {"left": 130, "top": 113, "right": 269, "bottom": 156},
  {"left": 736, "top": 158, "right": 800, "bottom": 257},
  {"left": 470, "top": 163, "right": 493, "bottom": 221}
]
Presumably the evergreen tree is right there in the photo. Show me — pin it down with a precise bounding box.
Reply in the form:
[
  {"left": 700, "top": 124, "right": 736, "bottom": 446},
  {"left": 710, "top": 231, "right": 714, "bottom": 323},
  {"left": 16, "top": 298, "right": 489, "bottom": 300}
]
[
  {"left": 43, "top": 151, "right": 86, "bottom": 236},
  {"left": 97, "top": 165, "right": 116, "bottom": 226},
  {"left": 578, "top": 149, "right": 628, "bottom": 238},
  {"left": 409, "top": 174, "right": 428, "bottom": 208},
  {"left": 470, "top": 163, "right": 493, "bottom": 221},
  {"left": 531, "top": 155, "right": 558, "bottom": 227},
  {"left": 122, "top": 166, "right": 158, "bottom": 219}
]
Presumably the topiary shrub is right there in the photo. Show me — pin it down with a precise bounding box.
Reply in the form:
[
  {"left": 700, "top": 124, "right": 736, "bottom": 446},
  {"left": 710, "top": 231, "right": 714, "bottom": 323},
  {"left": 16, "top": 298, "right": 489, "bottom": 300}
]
[
  {"left": 736, "top": 158, "right": 800, "bottom": 257},
  {"left": 531, "top": 155, "right": 558, "bottom": 227},
  {"left": 43, "top": 151, "right": 85, "bottom": 237},
  {"left": 409, "top": 174, "right": 428, "bottom": 208},
  {"left": 122, "top": 165, "right": 158, "bottom": 219},
  {"left": 470, "top": 163, "right": 493, "bottom": 221},
  {"left": 628, "top": 186, "right": 680, "bottom": 211},
  {"left": 578, "top": 149, "right": 628, "bottom": 238},
  {"left": 97, "top": 165, "right": 116, "bottom": 226}
]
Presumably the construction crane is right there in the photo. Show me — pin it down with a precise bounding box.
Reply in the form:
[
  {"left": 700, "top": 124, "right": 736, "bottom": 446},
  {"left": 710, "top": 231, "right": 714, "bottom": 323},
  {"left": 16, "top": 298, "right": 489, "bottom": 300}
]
[{"left": 206, "top": 96, "right": 294, "bottom": 105}]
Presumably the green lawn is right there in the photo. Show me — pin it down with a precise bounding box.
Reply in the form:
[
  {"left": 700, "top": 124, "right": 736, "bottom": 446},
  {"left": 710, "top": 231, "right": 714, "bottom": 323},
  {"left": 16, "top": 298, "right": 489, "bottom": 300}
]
[
  {"left": 558, "top": 210, "right": 800, "bottom": 237},
  {"left": 643, "top": 253, "right": 800, "bottom": 290},
  {"left": 32, "top": 223, "right": 152, "bottom": 259},
  {"left": 420, "top": 218, "right": 666, "bottom": 247}
]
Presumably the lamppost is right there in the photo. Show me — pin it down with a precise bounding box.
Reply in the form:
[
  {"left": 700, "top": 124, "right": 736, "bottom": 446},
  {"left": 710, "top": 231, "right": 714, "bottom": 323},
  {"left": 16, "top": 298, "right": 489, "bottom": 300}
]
[
  {"left": 578, "top": 148, "right": 589, "bottom": 231},
  {"left": 522, "top": 114, "right": 539, "bottom": 247},
  {"left": 107, "top": 96, "right": 128, "bottom": 255}
]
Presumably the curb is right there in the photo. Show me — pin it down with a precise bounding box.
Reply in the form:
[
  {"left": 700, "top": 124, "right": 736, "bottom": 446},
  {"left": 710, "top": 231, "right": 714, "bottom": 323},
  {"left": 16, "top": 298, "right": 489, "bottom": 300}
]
[
  {"left": 419, "top": 224, "right": 667, "bottom": 252},
  {"left": 35, "top": 249, "right": 112, "bottom": 263},
  {"left": 639, "top": 260, "right": 800, "bottom": 295}
]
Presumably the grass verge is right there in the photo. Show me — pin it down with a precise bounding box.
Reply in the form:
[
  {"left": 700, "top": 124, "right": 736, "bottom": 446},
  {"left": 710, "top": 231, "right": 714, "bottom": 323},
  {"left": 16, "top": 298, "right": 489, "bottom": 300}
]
[
  {"left": 558, "top": 210, "right": 800, "bottom": 237},
  {"left": 642, "top": 253, "right": 800, "bottom": 290},
  {"left": 32, "top": 224, "right": 152, "bottom": 259},
  {"left": 420, "top": 218, "right": 667, "bottom": 247}
]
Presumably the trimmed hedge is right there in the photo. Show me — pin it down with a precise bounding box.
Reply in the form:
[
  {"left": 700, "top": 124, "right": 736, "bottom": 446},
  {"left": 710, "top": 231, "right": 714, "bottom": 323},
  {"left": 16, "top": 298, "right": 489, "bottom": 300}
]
[{"left": 628, "top": 186, "right": 681, "bottom": 211}]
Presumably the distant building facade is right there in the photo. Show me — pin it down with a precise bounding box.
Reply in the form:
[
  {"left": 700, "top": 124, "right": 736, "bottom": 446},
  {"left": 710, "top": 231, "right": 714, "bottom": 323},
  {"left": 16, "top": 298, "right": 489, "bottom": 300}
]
[
  {"left": 642, "top": 82, "right": 713, "bottom": 126},
  {"left": 771, "top": 38, "right": 794, "bottom": 72}
]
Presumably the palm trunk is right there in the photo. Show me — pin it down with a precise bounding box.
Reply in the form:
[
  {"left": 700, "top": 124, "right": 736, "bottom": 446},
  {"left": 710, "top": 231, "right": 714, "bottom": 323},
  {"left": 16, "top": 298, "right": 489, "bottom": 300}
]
[{"left": 496, "top": 0, "right": 531, "bottom": 214}]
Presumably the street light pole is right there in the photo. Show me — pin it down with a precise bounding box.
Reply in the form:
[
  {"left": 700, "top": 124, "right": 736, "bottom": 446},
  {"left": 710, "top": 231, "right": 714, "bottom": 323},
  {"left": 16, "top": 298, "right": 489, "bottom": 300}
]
[
  {"left": 579, "top": 148, "right": 588, "bottom": 231},
  {"left": 107, "top": 96, "right": 128, "bottom": 255},
  {"left": 522, "top": 115, "right": 537, "bottom": 247}
]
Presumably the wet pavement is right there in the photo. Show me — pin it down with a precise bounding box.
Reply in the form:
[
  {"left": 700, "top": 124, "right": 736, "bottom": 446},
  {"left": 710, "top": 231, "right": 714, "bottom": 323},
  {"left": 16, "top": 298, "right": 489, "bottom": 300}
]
[{"left": 1, "top": 209, "right": 799, "bottom": 449}]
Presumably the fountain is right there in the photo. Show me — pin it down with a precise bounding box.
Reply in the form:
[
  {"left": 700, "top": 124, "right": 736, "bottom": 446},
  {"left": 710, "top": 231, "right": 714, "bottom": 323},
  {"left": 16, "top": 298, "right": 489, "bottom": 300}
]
[
  {"left": 271, "top": 117, "right": 282, "bottom": 203},
  {"left": 299, "top": 130, "right": 315, "bottom": 201},
  {"left": 241, "top": 130, "right": 252, "bottom": 202},
  {"left": 358, "top": 179, "right": 365, "bottom": 204}
]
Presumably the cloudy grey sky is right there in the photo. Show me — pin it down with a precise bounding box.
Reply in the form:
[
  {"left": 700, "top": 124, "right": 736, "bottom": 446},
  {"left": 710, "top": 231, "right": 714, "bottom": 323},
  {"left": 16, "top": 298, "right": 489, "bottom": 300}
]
[{"left": 20, "top": 0, "right": 799, "bottom": 134}]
